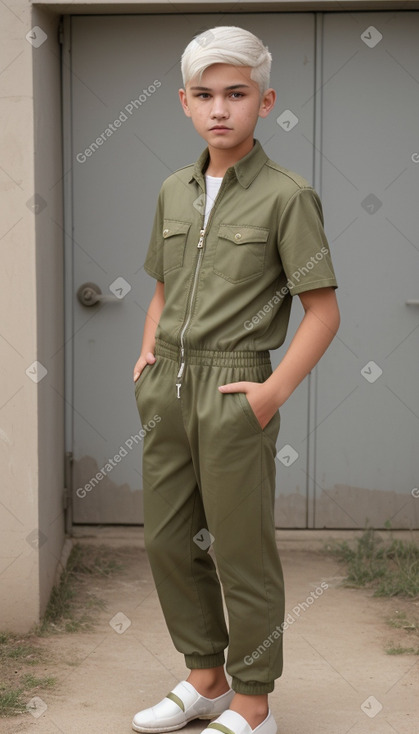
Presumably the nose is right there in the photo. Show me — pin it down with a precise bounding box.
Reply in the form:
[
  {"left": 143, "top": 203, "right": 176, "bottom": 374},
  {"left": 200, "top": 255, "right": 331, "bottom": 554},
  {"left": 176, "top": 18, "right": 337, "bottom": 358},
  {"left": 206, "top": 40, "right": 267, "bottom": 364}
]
[{"left": 210, "top": 95, "right": 229, "bottom": 119}]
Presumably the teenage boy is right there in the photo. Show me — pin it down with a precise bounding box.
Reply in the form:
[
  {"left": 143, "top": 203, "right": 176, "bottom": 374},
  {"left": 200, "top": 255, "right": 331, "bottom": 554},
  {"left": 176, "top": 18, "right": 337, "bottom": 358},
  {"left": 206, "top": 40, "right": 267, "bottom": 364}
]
[{"left": 132, "top": 25, "right": 339, "bottom": 734}]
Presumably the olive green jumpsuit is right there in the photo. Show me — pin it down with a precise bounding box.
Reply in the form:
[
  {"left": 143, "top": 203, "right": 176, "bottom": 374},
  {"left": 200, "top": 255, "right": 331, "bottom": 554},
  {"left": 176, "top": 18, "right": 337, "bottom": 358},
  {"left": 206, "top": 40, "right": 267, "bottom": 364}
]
[{"left": 135, "top": 139, "right": 337, "bottom": 694}]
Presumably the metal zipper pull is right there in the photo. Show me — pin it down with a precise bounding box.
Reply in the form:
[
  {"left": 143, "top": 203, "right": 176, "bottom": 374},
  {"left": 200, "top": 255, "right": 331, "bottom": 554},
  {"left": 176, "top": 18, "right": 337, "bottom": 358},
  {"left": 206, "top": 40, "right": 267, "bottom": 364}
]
[
  {"left": 177, "top": 347, "right": 185, "bottom": 379},
  {"left": 176, "top": 347, "right": 184, "bottom": 397},
  {"left": 197, "top": 229, "right": 205, "bottom": 248}
]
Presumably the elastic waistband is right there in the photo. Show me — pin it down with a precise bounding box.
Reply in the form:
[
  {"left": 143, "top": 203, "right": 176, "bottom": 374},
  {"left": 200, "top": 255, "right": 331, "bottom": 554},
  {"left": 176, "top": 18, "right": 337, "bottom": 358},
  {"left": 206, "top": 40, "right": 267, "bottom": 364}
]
[{"left": 155, "top": 338, "right": 271, "bottom": 368}]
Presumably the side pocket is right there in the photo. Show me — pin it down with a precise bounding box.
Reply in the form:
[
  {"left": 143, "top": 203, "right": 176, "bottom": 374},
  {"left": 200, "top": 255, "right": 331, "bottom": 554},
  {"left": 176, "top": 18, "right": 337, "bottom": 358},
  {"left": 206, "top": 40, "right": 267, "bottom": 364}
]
[
  {"left": 237, "top": 392, "right": 263, "bottom": 434},
  {"left": 237, "top": 392, "right": 280, "bottom": 439},
  {"left": 134, "top": 364, "right": 152, "bottom": 401}
]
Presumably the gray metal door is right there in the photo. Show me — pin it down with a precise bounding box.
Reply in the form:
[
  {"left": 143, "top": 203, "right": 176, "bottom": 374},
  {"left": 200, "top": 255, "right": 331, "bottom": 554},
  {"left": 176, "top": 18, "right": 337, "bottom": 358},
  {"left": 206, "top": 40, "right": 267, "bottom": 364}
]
[
  {"left": 66, "top": 12, "right": 418, "bottom": 528},
  {"left": 314, "top": 12, "right": 419, "bottom": 528}
]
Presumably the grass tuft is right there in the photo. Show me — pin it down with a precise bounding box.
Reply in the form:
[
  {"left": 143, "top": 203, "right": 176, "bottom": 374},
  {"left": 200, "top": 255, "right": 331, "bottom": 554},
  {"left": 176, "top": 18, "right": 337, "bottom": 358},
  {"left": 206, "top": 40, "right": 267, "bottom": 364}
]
[
  {"left": 385, "top": 644, "right": 419, "bottom": 655},
  {"left": 0, "top": 689, "right": 27, "bottom": 717},
  {"left": 386, "top": 610, "right": 417, "bottom": 631},
  {"left": 326, "top": 527, "right": 419, "bottom": 598},
  {"left": 38, "top": 543, "right": 122, "bottom": 634},
  {"left": 21, "top": 674, "right": 56, "bottom": 689},
  {"left": 0, "top": 543, "right": 124, "bottom": 717},
  {"left": 0, "top": 635, "right": 54, "bottom": 717}
]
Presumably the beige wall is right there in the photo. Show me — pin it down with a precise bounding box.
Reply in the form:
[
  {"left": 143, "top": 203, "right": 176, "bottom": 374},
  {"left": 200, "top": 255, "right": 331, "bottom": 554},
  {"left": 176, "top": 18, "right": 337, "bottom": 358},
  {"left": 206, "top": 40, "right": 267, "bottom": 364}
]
[
  {"left": 32, "top": 5, "right": 67, "bottom": 620},
  {"left": 0, "top": 3, "right": 65, "bottom": 631},
  {"left": 0, "top": 0, "right": 415, "bottom": 632}
]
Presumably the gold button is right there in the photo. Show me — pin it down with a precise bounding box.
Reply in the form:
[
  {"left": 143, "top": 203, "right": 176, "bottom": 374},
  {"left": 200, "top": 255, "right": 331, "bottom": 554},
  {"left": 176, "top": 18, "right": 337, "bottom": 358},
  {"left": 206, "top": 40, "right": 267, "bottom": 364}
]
[
  {"left": 163, "top": 228, "right": 169, "bottom": 237},
  {"left": 234, "top": 232, "right": 242, "bottom": 241}
]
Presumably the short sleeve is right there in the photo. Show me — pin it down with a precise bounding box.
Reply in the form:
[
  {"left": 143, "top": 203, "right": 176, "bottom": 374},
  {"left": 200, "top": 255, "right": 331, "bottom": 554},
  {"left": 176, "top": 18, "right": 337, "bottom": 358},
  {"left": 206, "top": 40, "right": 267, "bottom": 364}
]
[
  {"left": 143, "top": 188, "right": 165, "bottom": 282},
  {"left": 277, "top": 187, "right": 338, "bottom": 296}
]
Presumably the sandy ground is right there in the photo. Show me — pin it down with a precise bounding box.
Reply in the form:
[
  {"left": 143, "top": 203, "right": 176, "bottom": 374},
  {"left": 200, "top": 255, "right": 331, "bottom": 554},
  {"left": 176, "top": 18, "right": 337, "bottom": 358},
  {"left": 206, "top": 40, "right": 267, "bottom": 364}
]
[{"left": 2, "top": 528, "right": 418, "bottom": 734}]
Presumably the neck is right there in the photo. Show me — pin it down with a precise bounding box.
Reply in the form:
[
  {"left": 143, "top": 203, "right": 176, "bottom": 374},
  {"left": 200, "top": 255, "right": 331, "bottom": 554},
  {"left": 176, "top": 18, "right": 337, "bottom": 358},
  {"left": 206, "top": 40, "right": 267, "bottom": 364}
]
[{"left": 205, "top": 136, "right": 255, "bottom": 177}]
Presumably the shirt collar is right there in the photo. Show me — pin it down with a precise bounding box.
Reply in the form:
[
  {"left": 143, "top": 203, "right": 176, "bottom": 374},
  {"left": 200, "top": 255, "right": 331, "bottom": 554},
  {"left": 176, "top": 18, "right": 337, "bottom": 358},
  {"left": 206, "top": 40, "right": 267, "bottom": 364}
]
[{"left": 189, "top": 138, "right": 268, "bottom": 190}]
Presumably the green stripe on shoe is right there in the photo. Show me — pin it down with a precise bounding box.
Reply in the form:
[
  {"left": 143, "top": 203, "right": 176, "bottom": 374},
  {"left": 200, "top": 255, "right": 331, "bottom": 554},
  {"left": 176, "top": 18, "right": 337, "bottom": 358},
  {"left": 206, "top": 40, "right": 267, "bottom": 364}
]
[
  {"left": 165, "top": 692, "right": 185, "bottom": 712},
  {"left": 207, "top": 724, "right": 236, "bottom": 734}
]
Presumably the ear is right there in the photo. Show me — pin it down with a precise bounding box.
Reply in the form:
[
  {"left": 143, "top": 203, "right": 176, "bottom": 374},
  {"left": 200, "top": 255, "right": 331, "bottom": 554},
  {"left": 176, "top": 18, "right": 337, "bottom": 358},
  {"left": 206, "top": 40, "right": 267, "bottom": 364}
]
[
  {"left": 258, "top": 88, "right": 276, "bottom": 119},
  {"left": 178, "top": 88, "right": 192, "bottom": 118}
]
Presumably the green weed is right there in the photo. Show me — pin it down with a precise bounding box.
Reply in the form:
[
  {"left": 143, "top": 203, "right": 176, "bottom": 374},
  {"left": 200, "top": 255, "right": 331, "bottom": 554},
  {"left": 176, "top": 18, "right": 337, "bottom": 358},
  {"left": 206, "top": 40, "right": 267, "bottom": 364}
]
[
  {"left": 38, "top": 543, "right": 121, "bottom": 634},
  {"left": 326, "top": 527, "right": 419, "bottom": 598}
]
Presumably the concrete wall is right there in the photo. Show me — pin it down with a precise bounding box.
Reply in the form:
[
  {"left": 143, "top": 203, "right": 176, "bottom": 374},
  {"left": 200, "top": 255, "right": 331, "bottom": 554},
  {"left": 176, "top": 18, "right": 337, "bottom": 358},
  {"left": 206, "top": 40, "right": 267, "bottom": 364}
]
[
  {"left": 0, "top": 0, "right": 416, "bottom": 632},
  {"left": 0, "top": 3, "right": 65, "bottom": 631},
  {"left": 0, "top": 2, "right": 40, "bottom": 630},
  {"left": 32, "top": 5, "right": 67, "bottom": 621}
]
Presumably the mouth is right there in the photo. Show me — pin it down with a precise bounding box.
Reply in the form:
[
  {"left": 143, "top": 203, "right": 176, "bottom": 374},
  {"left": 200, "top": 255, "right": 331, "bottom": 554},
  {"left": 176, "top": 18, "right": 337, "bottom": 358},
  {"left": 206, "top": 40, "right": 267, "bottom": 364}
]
[{"left": 210, "top": 126, "right": 231, "bottom": 131}]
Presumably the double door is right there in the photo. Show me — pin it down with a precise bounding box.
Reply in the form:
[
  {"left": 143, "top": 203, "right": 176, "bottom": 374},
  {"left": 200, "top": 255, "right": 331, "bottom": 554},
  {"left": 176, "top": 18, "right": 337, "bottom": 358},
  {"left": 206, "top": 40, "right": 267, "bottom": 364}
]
[{"left": 66, "top": 11, "right": 419, "bottom": 528}]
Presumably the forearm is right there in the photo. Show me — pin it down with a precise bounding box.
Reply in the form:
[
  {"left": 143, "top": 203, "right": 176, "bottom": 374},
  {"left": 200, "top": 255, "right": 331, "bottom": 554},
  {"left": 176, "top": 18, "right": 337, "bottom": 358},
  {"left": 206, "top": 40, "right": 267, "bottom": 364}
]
[{"left": 266, "top": 290, "right": 340, "bottom": 409}]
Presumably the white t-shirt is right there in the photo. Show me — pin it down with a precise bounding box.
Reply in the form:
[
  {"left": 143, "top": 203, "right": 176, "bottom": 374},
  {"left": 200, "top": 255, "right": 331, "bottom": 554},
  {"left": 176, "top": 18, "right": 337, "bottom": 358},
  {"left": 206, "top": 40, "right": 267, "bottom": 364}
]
[{"left": 204, "top": 174, "right": 223, "bottom": 228}]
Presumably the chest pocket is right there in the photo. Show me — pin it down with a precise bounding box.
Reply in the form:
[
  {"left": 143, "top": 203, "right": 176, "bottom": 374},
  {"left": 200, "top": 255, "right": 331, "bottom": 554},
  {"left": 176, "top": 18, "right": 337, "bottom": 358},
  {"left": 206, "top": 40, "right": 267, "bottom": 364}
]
[
  {"left": 162, "top": 220, "right": 191, "bottom": 274},
  {"left": 213, "top": 224, "right": 270, "bottom": 284}
]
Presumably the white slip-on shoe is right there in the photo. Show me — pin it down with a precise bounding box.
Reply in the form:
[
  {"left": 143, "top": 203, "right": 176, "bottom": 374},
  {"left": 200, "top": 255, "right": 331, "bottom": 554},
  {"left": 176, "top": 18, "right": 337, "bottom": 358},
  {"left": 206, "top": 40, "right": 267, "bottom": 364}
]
[
  {"left": 201, "top": 709, "right": 277, "bottom": 734},
  {"left": 132, "top": 681, "right": 235, "bottom": 733}
]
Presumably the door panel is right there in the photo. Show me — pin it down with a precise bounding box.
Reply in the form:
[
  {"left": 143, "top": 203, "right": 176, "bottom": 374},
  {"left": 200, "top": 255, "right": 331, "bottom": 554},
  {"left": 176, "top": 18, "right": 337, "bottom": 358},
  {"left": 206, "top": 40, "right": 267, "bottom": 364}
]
[
  {"left": 67, "top": 11, "right": 419, "bottom": 528},
  {"left": 314, "top": 12, "right": 419, "bottom": 528},
  {"left": 69, "top": 13, "right": 316, "bottom": 524}
]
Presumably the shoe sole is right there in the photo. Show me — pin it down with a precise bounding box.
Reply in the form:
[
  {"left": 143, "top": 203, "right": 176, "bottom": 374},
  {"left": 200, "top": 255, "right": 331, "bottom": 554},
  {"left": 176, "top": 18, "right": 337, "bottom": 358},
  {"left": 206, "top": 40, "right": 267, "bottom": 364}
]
[{"left": 132, "top": 713, "right": 218, "bottom": 733}]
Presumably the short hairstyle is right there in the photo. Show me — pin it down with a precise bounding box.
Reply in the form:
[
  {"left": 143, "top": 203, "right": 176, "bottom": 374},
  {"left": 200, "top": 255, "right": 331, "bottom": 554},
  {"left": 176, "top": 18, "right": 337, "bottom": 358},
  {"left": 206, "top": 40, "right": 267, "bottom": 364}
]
[{"left": 181, "top": 26, "right": 272, "bottom": 95}]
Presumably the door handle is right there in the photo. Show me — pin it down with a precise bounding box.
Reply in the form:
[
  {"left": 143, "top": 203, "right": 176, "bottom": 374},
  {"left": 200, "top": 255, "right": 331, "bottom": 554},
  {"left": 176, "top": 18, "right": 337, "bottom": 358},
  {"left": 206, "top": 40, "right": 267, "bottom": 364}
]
[
  {"left": 77, "top": 282, "right": 123, "bottom": 307},
  {"left": 405, "top": 300, "right": 419, "bottom": 306}
]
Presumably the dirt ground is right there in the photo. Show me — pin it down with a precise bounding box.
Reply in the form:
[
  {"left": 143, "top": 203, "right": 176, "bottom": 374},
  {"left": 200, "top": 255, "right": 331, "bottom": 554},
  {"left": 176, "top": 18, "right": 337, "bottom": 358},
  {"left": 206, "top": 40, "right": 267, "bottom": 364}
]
[{"left": 1, "top": 529, "right": 418, "bottom": 734}]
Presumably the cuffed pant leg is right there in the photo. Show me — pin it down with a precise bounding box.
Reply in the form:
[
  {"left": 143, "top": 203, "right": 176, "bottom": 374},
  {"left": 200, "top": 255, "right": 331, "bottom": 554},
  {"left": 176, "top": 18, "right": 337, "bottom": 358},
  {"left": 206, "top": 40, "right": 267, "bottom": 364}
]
[
  {"left": 186, "top": 362, "right": 284, "bottom": 693},
  {"left": 135, "top": 355, "right": 229, "bottom": 664}
]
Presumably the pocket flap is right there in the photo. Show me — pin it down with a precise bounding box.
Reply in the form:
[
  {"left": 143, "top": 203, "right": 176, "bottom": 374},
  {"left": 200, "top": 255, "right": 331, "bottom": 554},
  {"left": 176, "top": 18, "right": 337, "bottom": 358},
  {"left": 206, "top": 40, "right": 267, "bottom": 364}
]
[
  {"left": 218, "top": 224, "right": 269, "bottom": 245},
  {"left": 162, "top": 220, "right": 191, "bottom": 239}
]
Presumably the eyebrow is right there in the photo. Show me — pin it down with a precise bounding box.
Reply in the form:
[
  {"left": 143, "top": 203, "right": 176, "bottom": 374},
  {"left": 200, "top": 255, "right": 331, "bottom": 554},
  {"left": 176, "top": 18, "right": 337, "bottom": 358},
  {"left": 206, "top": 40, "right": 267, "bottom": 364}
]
[{"left": 189, "top": 84, "right": 251, "bottom": 91}]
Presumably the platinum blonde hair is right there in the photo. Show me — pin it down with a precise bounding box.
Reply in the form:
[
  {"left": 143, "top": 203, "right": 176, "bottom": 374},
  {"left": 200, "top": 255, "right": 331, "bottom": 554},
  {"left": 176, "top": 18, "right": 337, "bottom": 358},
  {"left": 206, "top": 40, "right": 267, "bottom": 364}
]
[{"left": 181, "top": 26, "right": 272, "bottom": 94}]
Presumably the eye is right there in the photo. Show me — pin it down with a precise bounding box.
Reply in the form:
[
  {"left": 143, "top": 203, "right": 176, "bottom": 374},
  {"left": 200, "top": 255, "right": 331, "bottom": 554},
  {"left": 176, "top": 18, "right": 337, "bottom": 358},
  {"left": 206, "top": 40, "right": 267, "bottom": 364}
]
[
  {"left": 230, "top": 92, "right": 244, "bottom": 99},
  {"left": 195, "top": 93, "right": 211, "bottom": 99}
]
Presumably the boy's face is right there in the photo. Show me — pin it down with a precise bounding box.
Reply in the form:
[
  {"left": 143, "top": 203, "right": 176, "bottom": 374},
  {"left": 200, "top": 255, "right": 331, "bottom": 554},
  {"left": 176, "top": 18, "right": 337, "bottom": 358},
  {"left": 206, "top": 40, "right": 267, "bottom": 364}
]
[{"left": 179, "top": 64, "right": 276, "bottom": 152}]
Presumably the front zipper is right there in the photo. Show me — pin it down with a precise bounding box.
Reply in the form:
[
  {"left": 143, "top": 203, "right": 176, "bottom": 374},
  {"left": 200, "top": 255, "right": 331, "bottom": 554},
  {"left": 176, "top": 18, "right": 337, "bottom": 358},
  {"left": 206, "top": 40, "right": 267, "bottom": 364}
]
[
  {"left": 176, "top": 229, "right": 205, "bottom": 398},
  {"left": 175, "top": 176, "right": 230, "bottom": 397},
  {"left": 175, "top": 228, "right": 204, "bottom": 397}
]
